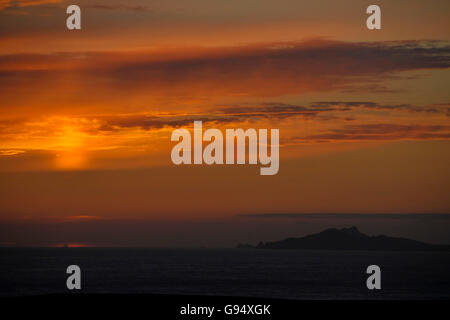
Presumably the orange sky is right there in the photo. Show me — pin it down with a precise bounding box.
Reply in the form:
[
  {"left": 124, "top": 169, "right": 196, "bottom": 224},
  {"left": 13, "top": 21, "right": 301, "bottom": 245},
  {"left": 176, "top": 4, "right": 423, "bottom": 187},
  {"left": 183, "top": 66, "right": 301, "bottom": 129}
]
[{"left": 0, "top": 0, "right": 449, "bottom": 226}]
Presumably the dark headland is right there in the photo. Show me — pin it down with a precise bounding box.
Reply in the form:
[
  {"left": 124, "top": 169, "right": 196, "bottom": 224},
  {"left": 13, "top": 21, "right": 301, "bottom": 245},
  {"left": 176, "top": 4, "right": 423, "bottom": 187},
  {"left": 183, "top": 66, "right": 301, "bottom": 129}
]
[{"left": 238, "top": 227, "right": 450, "bottom": 251}]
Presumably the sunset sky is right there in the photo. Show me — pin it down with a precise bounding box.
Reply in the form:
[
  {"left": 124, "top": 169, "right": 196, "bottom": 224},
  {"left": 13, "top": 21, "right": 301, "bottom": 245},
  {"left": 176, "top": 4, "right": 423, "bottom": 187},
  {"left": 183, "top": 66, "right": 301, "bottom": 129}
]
[{"left": 0, "top": 0, "right": 449, "bottom": 246}]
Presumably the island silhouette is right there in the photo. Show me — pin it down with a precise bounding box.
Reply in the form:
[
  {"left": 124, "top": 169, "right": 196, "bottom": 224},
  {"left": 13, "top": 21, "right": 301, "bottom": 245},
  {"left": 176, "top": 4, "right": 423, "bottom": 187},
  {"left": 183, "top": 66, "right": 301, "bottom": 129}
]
[{"left": 238, "top": 227, "right": 450, "bottom": 251}]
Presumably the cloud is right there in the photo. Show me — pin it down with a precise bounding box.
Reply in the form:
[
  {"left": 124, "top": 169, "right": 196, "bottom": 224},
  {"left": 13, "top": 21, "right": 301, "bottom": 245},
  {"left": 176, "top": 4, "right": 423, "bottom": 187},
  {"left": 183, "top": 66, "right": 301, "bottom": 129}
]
[
  {"left": 1, "top": 100, "right": 448, "bottom": 139},
  {"left": 1, "top": 39, "right": 449, "bottom": 109},
  {"left": 84, "top": 4, "right": 149, "bottom": 12},
  {"left": 338, "top": 84, "right": 406, "bottom": 94},
  {"left": 96, "top": 114, "right": 236, "bottom": 132},
  {"left": 0, "top": 149, "right": 25, "bottom": 156},
  {"left": 294, "top": 124, "right": 450, "bottom": 142},
  {"left": 311, "top": 101, "right": 450, "bottom": 114},
  {"left": 90, "top": 103, "right": 344, "bottom": 132},
  {"left": 216, "top": 103, "right": 337, "bottom": 118},
  {"left": 0, "top": 1, "right": 149, "bottom": 12},
  {"left": 0, "top": 0, "right": 61, "bottom": 10},
  {"left": 2, "top": 214, "right": 449, "bottom": 246},
  {"left": 82, "top": 40, "right": 450, "bottom": 97},
  {"left": 238, "top": 213, "right": 450, "bottom": 220}
]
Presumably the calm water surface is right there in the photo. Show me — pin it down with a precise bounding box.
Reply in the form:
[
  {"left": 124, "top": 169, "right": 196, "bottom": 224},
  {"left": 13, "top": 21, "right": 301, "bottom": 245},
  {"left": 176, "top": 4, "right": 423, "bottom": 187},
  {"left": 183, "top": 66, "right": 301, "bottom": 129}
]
[{"left": 1, "top": 248, "right": 449, "bottom": 299}]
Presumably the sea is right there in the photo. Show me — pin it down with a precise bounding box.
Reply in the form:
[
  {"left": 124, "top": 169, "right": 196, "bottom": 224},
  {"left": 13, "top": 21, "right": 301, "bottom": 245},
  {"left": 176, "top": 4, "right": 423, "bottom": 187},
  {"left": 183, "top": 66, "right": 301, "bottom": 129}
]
[{"left": 1, "top": 248, "right": 449, "bottom": 299}]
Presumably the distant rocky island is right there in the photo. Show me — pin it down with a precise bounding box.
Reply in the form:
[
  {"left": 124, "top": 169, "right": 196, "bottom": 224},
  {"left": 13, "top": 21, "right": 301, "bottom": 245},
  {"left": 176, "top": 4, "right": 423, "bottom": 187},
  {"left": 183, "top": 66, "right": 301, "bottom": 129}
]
[{"left": 237, "top": 227, "right": 450, "bottom": 251}]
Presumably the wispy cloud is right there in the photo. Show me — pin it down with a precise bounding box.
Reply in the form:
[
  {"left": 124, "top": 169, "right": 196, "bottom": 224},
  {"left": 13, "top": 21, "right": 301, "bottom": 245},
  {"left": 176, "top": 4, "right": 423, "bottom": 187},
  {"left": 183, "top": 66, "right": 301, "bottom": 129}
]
[
  {"left": 293, "top": 124, "right": 450, "bottom": 143},
  {"left": 0, "top": 0, "right": 149, "bottom": 11},
  {"left": 238, "top": 213, "right": 450, "bottom": 220},
  {"left": 1, "top": 99, "right": 449, "bottom": 148},
  {"left": 311, "top": 102, "right": 450, "bottom": 115},
  {"left": 84, "top": 4, "right": 149, "bottom": 12},
  {"left": 0, "top": 0, "right": 62, "bottom": 10},
  {"left": 1, "top": 40, "right": 449, "bottom": 109}
]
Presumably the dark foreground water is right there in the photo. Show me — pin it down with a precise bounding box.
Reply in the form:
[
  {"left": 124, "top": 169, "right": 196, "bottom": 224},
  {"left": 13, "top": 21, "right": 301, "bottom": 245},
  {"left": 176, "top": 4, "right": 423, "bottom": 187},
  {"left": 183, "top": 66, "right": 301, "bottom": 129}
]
[{"left": 0, "top": 248, "right": 449, "bottom": 299}]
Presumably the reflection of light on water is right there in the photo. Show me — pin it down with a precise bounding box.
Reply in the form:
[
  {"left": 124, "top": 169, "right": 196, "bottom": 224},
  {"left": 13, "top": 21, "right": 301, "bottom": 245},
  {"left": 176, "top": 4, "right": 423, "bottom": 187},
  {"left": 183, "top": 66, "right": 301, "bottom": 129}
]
[{"left": 54, "top": 242, "right": 93, "bottom": 248}]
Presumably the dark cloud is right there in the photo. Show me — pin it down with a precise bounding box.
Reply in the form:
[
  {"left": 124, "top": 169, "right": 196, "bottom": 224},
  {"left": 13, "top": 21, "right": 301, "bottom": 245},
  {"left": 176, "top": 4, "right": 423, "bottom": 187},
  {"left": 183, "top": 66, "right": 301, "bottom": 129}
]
[
  {"left": 0, "top": 0, "right": 62, "bottom": 11},
  {"left": 2, "top": 214, "right": 450, "bottom": 247},
  {"left": 311, "top": 101, "right": 449, "bottom": 114},
  {"left": 106, "top": 40, "right": 450, "bottom": 96},
  {"left": 67, "top": 101, "right": 450, "bottom": 135},
  {"left": 0, "top": 1, "right": 149, "bottom": 12},
  {"left": 1, "top": 40, "right": 449, "bottom": 102},
  {"left": 238, "top": 213, "right": 450, "bottom": 220},
  {"left": 92, "top": 103, "right": 338, "bottom": 132},
  {"left": 97, "top": 115, "right": 236, "bottom": 132},
  {"left": 2, "top": 214, "right": 449, "bottom": 247},
  {"left": 338, "top": 84, "right": 406, "bottom": 94},
  {"left": 217, "top": 103, "right": 337, "bottom": 118},
  {"left": 294, "top": 124, "right": 450, "bottom": 142},
  {"left": 84, "top": 4, "right": 150, "bottom": 12}
]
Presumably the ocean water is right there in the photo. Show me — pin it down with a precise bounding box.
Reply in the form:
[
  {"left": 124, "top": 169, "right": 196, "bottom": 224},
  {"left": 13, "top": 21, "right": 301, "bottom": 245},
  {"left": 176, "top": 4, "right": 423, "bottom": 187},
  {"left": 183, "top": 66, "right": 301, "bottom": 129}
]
[{"left": 0, "top": 248, "right": 449, "bottom": 299}]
